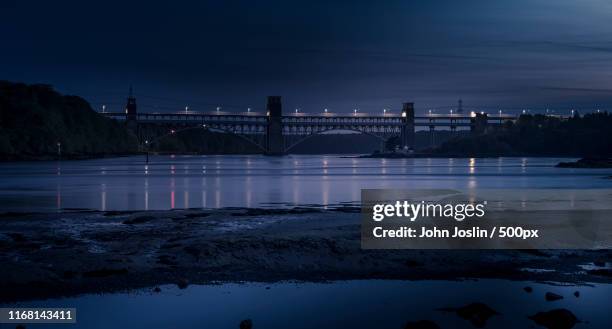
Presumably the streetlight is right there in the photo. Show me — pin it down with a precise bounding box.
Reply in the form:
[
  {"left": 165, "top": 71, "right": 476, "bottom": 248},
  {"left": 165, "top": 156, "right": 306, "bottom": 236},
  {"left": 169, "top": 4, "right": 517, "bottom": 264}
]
[
  {"left": 144, "top": 140, "right": 149, "bottom": 163},
  {"left": 324, "top": 108, "right": 328, "bottom": 113},
  {"left": 216, "top": 106, "right": 221, "bottom": 113},
  {"left": 247, "top": 107, "right": 251, "bottom": 113},
  {"left": 383, "top": 108, "right": 387, "bottom": 115},
  {"left": 185, "top": 106, "right": 189, "bottom": 114},
  {"left": 295, "top": 108, "right": 299, "bottom": 113},
  {"left": 353, "top": 109, "right": 358, "bottom": 115},
  {"left": 102, "top": 105, "right": 106, "bottom": 113}
]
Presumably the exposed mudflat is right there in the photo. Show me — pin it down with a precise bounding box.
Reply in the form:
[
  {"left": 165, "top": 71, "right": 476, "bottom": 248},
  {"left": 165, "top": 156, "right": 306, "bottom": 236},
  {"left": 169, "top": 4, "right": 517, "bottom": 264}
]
[{"left": 1, "top": 207, "right": 611, "bottom": 303}]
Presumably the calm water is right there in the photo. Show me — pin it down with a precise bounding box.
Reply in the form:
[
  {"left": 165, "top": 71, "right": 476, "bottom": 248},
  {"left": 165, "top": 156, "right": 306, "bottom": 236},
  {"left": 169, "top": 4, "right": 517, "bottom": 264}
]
[
  {"left": 4, "top": 280, "right": 610, "bottom": 329},
  {"left": 0, "top": 155, "right": 611, "bottom": 212}
]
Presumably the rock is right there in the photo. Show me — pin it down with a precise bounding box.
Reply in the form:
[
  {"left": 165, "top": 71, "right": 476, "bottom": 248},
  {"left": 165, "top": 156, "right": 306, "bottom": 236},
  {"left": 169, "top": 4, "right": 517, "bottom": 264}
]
[
  {"left": 404, "top": 259, "right": 424, "bottom": 267},
  {"left": 573, "top": 291, "right": 579, "bottom": 298},
  {"left": 529, "top": 309, "right": 578, "bottom": 329},
  {"left": 183, "top": 245, "right": 201, "bottom": 259},
  {"left": 587, "top": 269, "right": 612, "bottom": 277},
  {"left": 239, "top": 319, "right": 252, "bottom": 329},
  {"left": 524, "top": 286, "right": 533, "bottom": 293},
  {"left": 438, "top": 302, "right": 498, "bottom": 328},
  {"left": 404, "top": 320, "right": 440, "bottom": 329},
  {"left": 82, "top": 268, "right": 128, "bottom": 278},
  {"left": 545, "top": 292, "right": 563, "bottom": 301},
  {"left": 556, "top": 158, "right": 612, "bottom": 168},
  {"left": 153, "top": 286, "right": 161, "bottom": 293},
  {"left": 7, "top": 233, "right": 26, "bottom": 242},
  {"left": 177, "top": 278, "right": 189, "bottom": 289},
  {"left": 122, "top": 215, "right": 155, "bottom": 224}
]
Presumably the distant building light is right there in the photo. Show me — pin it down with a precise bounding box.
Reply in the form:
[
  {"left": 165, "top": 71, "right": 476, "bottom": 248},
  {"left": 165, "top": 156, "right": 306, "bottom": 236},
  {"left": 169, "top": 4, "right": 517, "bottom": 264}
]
[{"left": 470, "top": 111, "right": 476, "bottom": 117}]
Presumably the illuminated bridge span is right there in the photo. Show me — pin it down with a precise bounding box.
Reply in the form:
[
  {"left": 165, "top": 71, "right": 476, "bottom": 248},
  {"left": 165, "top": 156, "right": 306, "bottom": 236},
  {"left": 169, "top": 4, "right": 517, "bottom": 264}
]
[{"left": 103, "top": 95, "right": 517, "bottom": 154}]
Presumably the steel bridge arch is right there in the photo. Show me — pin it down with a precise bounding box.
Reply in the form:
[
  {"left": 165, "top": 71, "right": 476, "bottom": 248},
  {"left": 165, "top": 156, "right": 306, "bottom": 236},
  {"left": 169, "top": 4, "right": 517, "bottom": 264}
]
[{"left": 284, "top": 128, "right": 389, "bottom": 153}]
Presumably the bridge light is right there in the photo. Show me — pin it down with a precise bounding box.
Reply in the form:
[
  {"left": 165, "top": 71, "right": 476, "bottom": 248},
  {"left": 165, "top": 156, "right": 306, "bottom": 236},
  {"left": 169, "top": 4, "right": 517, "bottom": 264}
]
[
  {"left": 185, "top": 106, "right": 189, "bottom": 114},
  {"left": 481, "top": 111, "right": 484, "bottom": 115},
  {"left": 216, "top": 106, "right": 221, "bottom": 112},
  {"left": 353, "top": 109, "right": 357, "bottom": 115},
  {"left": 450, "top": 109, "right": 453, "bottom": 115},
  {"left": 324, "top": 108, "right": 328, "bottom": 113},
  {"left": 247, "top": 107, "right": 251, "bottom": 112},
  {"left": 401, "top": 112, "right": 406, "bottom": 117},
  {"left": 428, "top": 109, "right": 432, "bottom": 115},
  {"left": 383, "top": 108, "right": 387, "bottom": 115},
  {"left": 295, "top": 108, "right": 299, "bottom": 113},
  {"left": 522, "top": 109, "right": 526, "bottom": 114},
  {"left": 470, "top": 111, "right": 476, "bottom": 118},
  {"left": 170, "top": 129, "right": 175, "bottom": 134},
  {"left": 102, "top": 105, "right": 106, "bottom": 113}
]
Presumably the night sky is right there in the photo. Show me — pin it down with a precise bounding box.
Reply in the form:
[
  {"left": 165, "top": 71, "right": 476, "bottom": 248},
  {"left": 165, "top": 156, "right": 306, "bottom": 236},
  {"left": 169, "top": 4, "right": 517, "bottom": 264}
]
[{"left": 2, "top": 0, "right": 612, "bottom": 115}]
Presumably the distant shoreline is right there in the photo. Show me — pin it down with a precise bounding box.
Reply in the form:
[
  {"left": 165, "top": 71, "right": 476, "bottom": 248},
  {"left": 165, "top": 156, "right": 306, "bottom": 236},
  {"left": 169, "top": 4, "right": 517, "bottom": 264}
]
[{"left": 0, "top": 152, "right": 587, "bottom": 162}]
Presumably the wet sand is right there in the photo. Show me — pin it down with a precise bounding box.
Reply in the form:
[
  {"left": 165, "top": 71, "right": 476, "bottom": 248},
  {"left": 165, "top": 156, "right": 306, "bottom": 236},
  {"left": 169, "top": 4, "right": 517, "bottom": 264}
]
[{"left": 1, "top": 207, "right": 611, "bottom": 303}]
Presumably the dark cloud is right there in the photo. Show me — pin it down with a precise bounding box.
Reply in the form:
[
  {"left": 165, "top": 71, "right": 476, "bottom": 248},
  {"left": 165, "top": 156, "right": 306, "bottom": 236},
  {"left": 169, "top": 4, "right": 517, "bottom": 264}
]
[{"left": 1, "top": 0, "right": 611, "bottom": 114}]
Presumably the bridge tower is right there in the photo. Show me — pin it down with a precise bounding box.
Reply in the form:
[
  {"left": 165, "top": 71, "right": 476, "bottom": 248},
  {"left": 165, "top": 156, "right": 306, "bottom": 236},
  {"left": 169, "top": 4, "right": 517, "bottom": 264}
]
[
  {"left": 400, "top": 102, "right": 415, "bottom": 150},
  {"left": 265, "top": 96, "right": 284, "bottom": 154},
  {"left": 125, "top": 86, "right": 138, "bottom": 131},
  {"left": 470, "top": 112, "right": 488, "bottom": 135}
]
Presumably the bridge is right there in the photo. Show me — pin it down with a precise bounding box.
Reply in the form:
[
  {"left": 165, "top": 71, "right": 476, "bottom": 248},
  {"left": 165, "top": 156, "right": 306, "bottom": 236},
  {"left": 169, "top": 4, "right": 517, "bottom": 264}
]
[{"left": 103, "top": 95, "right": 517, "bottom": 154}]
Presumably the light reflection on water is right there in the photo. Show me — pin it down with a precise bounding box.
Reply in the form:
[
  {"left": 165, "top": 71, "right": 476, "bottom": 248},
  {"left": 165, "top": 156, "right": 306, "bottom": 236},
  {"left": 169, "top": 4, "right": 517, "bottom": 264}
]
[{"left": 0, "top": 155, "right": 611, "bottom": 212}]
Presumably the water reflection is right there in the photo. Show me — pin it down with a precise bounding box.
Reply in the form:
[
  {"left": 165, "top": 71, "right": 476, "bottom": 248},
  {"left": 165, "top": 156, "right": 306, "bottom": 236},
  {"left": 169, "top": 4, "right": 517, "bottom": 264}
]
[{"left": 0, "top": 155, "right": 610, "bottom": 212}]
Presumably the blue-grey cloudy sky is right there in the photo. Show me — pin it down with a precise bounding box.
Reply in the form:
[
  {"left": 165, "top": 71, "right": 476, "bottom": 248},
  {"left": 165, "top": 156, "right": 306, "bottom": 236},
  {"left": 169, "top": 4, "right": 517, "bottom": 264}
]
[{"left": 2, "top": 0, "right": 612, "bottom": 114}]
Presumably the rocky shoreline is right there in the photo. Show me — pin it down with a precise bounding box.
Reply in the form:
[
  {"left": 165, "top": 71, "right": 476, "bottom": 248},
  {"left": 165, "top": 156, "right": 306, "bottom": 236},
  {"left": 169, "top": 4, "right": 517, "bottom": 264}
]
[{"left": 1, "top": 207, "right": 611, "bottom": 303}]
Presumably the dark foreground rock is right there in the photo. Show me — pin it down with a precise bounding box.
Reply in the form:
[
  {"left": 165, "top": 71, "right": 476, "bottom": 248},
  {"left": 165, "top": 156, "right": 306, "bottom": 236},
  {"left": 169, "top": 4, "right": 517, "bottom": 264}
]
[
  {"left": 239, "top": 319, "right": 252, "bottom": 329},
  {"left": 545, "top": 292, "right": 564, "bottom": 301},
  {"left": 438, "top": 302, "right": 498, "bottom": 328},
  {"left": 529, "top": 309, "right": 578, "bottom": 329}
]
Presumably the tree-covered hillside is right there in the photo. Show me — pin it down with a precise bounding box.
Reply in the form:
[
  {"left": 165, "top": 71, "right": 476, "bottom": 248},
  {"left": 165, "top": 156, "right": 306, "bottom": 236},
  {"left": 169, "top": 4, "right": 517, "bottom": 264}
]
[
  {"left": 0, "top": 81, "right": 138, "bottom": 160},
  {"left": 434, "top": 113, "right": 612, "bottom": 157}
]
